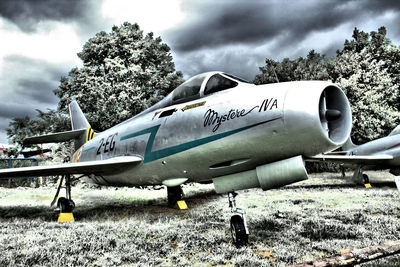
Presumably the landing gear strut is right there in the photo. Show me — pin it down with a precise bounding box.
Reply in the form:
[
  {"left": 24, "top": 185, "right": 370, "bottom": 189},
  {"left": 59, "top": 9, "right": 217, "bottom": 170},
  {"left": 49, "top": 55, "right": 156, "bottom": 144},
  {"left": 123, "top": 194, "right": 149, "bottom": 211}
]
[
  {"left": 228, "top": 192, "right": 249, "bottom": 247},
  {"left": 50, "top": 157, "right": 76, "bottom": 222},
  {"left": 340, "top": 164, "right": 346, "bottom": 178},
  {"left": 51, "top": 174, "right": 76, "bottom": 222},
  {"left": 55, "top": 174, "right": 75, "bottom": 212},
  {"left": 352, "top": 166, "right": 371, "bottom": 188}
]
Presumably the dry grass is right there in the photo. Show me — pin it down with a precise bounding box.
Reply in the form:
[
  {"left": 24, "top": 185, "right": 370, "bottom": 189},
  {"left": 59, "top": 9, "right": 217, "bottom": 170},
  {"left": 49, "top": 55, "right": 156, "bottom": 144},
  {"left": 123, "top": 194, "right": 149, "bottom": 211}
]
[{"left": 1, "top": 172, "right": 400, "bottom": 266}]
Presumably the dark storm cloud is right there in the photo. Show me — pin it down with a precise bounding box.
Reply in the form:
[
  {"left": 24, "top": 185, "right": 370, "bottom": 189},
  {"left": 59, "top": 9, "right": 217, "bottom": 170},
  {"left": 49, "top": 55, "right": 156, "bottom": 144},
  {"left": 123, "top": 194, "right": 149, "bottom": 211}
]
[
  {"left": 0, "top": 55, "right": 66, "bottom": 137},
  {"left": 170, "top": 0, "right": 400, "bottom": 53},
  {"left": 174, "top": 49, "right": 261, "bottom": 81},
  {"left": 3, "top": 55, "right": 65, "bottom": 104},
  {"left": 167, "top": 0, "right": 400, "bottom": 80},
  {"left": 0, "top": 0, "right": 91, "bottom": 32},
  {"left": 17, "top": 79, "right": 59, "bottom": 104},
  {"left": 0, "top": 102, "right": 38, "bottom": 119},
  {"left": 0, "top": 55, "right": 69, "bottom": 142}
]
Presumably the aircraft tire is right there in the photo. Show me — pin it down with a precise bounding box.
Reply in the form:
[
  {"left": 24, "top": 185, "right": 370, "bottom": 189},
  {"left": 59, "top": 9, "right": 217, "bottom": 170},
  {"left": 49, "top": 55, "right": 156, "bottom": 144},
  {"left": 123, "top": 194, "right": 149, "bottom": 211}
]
[
  {"left": 57, "top": 197, "right": 75, "bottom": 213},
  {"left": 362, "top": 174, "right": 370, "bottom": 184},
  {"left": 230, "top": 214, "right": 248, "bottom": 247},
  {"left": 167, "top": 186, "right": 183, "bottom": 207}
]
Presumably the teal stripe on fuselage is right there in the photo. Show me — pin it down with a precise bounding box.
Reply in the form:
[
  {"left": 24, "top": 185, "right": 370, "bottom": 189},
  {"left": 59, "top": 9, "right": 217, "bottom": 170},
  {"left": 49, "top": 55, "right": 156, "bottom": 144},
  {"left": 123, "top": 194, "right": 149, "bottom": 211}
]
[
  {"left": 120, "top": 125, "right": 160, "bottom": 142},
  {"left": 120, "top": 117, "right": 281, "bottom": 164},
  {"left": 83, "top": 146, "right": 95, "bottom": 152}
]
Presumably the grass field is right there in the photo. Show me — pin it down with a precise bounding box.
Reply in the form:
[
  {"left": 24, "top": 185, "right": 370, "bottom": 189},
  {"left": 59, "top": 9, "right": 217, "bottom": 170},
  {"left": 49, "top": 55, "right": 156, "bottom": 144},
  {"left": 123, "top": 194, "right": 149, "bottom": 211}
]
[{"left": 1, "top": 172, "right": 400, "bottom": 266}]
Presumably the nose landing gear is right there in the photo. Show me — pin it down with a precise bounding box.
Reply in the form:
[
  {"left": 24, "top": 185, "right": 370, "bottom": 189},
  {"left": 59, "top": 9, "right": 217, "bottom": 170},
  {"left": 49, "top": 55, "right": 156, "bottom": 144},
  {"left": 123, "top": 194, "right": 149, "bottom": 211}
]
[{"left": 228, "top": 192, "right": 248, "bottom": 247}]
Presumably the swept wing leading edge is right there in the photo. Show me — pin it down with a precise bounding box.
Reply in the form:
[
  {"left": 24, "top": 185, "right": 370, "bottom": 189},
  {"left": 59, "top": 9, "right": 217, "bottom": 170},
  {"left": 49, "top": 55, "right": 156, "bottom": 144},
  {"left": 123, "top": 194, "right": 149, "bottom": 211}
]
[{"left": 0, "top": 156, "right": 142, "bottom": 179}]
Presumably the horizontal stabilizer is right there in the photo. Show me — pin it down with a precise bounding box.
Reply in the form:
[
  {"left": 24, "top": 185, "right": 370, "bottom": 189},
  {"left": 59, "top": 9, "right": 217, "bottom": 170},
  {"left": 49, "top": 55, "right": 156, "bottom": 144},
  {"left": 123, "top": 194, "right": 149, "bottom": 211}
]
[
  {"left": 21, "top": 149, "right": 51, "bottom": 158},
  {"left": 23, "top": 129, "right": 86, "bottom": 146},
  {"left": 307, "top": 154, "right": 393, "bottom": 165},
  {"left": 0, "top": 156, "right": 142, "bottom": 179},
  {"left": 324, "top": 151, "right": 348, "bottom": 155}
]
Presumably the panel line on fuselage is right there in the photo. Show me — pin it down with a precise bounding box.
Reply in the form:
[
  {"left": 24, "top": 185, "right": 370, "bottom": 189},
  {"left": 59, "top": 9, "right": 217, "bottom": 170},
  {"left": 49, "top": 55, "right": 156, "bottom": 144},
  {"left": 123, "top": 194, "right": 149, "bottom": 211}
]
[{"left": 119, "top": 116, "right": 283, "bottom": 164}]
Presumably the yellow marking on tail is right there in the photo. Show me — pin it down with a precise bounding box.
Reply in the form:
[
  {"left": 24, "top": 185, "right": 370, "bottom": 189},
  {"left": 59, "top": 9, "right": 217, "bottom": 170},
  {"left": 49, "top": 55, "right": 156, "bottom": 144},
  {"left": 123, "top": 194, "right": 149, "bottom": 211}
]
[
  {"left": 86, "top": 126, "right": 95, "bottom": 142},
  {"left": 86, "top": 126, "right": 91, "bottom": 142}
]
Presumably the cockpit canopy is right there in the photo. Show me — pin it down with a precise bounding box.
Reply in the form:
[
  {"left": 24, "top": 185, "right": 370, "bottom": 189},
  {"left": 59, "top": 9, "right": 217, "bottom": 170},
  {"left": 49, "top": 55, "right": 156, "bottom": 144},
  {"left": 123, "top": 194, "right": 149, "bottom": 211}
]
[
  {"left": 172, "top": 72, "right": 249, "bottom": 103},
  {"left": 143, "top": 71, "right": 250, "bottom": 115}
]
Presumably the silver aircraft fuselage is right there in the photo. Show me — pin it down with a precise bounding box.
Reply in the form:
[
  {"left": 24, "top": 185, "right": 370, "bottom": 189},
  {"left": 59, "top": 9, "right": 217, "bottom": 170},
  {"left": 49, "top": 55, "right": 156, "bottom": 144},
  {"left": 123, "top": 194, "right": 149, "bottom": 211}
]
[{"left": 71, "top": 72, "right": 351, "bottom": 187}]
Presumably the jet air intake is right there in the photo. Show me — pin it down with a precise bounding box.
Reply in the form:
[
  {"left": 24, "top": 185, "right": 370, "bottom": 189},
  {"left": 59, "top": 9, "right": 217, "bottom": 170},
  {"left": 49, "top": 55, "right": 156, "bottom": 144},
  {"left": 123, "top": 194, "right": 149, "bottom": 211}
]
[
  {"left": 283, "top": 81, "right": 352, "bottom": 156},
  {"left": 318, "top": 85, "right": 351, "bottom": 143}
]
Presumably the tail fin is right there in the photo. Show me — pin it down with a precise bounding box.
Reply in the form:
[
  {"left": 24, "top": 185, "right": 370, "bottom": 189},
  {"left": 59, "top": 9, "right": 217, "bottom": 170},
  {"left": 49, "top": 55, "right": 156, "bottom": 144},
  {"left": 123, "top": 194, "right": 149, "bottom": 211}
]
[
  {"left": 341, "top": 136, "right": 357, "bottom": 152},
  {"left": 68, "top": 101, "right": 96, "bottom": 150},
  {"left": 69, "top": 101, "right": 90, "bottom": 130}
]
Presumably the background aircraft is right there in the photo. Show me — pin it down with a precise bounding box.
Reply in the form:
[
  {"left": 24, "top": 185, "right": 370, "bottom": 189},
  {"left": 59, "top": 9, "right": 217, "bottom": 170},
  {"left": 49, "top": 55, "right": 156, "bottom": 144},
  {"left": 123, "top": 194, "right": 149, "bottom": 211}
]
[
  {"left": 309, "top": 126, "right": 400, "bottom": 186},
  {"left": 0, "top": 71, "right": 352, "bottom": 246}
]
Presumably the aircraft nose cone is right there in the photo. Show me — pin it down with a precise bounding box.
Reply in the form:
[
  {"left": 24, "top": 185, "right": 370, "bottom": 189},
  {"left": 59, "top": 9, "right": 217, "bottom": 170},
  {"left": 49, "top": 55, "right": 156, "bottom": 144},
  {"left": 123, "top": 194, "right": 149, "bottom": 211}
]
[{"left": 325, "top": 109, "right": 341, "bottom": 121}]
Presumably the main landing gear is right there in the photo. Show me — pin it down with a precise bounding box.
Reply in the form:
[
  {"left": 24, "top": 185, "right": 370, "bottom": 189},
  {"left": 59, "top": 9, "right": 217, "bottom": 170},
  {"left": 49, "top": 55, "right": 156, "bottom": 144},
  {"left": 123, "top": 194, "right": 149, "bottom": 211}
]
[
  {"left": 352, "top": 166, "right": 372, "bottom": 188},
  {"left": 340, "top": 164, "right": 346, "bottom": 178},
  {"left": 363, "top": 174, "right": 372, "bottom": 188},
  {"left": 228, "top": 192, "right": 249, "bottom": 247},
  {"left": 167, "top": 185, "right": 188, "bottom": 210},
  {"left": 51, "top": 172, "right": 77, "bottom": 222}
]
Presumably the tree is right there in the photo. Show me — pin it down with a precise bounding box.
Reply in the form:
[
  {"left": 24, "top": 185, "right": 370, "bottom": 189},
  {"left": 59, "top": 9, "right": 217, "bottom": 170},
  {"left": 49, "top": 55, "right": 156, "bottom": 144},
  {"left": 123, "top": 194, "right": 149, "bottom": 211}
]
[
  {"left": 6, "top": 109, "right": 70, "bottom": 156},
  {"left": 6, "top": 22, "right": 182, "bottom": 155},
  {"left": 253, "top": 50, "right": 331, "bottom": 85},
  {"left": 332, "top": 27, "right": 400, "bottom": 144},
  {"left": 54, "top": 22, "right": 183, "bottom": 131},
  {"left": 255, "top": 27, "right": 400, "bottom": 145},
  {"left": 6, "top": 116, "right": 32, "bottom": 155}
]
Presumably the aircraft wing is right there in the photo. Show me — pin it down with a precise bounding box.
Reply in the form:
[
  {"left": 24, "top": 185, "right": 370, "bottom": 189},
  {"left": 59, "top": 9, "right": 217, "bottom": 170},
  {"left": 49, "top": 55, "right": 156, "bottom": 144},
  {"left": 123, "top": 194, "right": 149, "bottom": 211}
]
[
  {"left": 0, "top": 156, "right": 142, "bottom": 179},
  {"left": 306, "top": 154, "right": 393, "bottom": 165}
]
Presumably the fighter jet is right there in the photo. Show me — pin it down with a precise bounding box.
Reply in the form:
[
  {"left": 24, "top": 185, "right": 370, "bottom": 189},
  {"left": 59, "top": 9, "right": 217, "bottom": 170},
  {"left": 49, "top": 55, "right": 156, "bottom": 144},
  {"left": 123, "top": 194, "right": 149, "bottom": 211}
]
[
  {"left": 0, "top": 72, "right": 352, "bottom": 246},
  {"left": 310, "top": 125, "right": 400, "bottom": 187}
]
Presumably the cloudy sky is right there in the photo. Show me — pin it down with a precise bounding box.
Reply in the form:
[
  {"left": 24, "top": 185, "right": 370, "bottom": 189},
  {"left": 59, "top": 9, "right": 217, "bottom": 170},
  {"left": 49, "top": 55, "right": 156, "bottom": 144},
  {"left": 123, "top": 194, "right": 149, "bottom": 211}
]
[{"left": 1, "top": 0, "right": 400, "bottom": 144}]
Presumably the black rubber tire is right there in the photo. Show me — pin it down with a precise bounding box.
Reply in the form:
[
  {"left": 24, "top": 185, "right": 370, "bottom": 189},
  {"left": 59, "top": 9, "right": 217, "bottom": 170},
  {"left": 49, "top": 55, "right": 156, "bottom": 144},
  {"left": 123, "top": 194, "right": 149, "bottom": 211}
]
[
  {"left": 230, "top": 215, "right": 248, "bottom": 247},
  {"left": 362, "top": 174, "right": 370, "bottom": 184},
  {"left": 167, "top": 186, "right": 183, "bottom": 207},
  {"left": 57, "top": 197, "right": 75, "bottom": 213}
]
